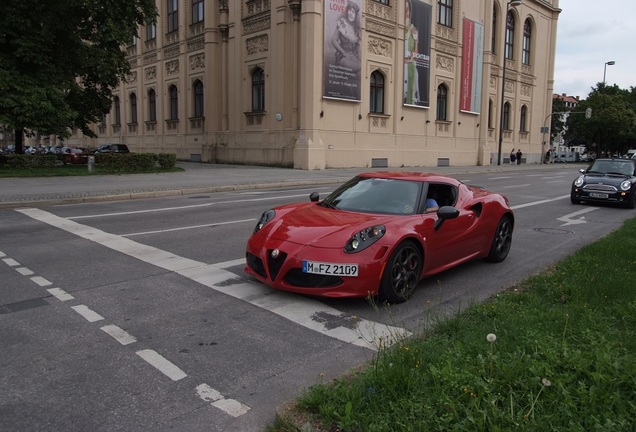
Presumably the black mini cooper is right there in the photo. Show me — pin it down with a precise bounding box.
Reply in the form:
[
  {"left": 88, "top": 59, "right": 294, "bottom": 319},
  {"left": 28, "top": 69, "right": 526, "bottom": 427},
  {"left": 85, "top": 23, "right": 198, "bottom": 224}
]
[{"left": 571, "top": 158, "right": 636, "bottom": 208}]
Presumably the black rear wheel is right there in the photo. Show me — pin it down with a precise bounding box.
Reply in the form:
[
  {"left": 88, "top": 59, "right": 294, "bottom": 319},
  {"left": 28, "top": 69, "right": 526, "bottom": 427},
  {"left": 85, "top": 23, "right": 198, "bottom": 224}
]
[
  {"left": 624, "top": 190, "right": 636, "bottom": 209},
  {"left": 486, "top": 215, "right": 513, "bottom": 263},
  {"left": 379, "top": 241, "right": 422, "bottom": 303}
]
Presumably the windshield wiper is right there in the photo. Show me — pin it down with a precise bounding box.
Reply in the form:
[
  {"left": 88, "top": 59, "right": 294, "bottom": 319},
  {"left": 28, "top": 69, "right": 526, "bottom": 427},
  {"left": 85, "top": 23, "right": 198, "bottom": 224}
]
[
  {"left": 606, "top": 172, "right": 627, "bottom": 176},
  {"left": 320, "top": 201, "right": 338, "bottom": 209}
]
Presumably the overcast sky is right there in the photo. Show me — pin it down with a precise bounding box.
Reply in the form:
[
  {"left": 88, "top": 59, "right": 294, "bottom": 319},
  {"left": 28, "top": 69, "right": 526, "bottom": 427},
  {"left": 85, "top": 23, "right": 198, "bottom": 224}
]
[{"left": 554, "top": 0, "right": 635, "bottom": 99}]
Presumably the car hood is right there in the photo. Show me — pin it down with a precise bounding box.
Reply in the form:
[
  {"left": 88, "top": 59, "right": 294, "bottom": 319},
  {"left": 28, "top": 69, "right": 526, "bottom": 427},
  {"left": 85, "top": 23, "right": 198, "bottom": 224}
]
[
  {"left": 580, "top": 173, "right": 633, "bottom": 186},
  {"left": 261, "top": 203, "right": 396, "bottom": 248}
]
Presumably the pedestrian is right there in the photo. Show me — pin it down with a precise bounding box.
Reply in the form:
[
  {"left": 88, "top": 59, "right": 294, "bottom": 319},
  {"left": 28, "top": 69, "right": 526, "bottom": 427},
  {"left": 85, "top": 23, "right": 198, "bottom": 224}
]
[
  {"left": 516, "top": 149, "right": 522, "bottom": 165},
  {"left": 509, "top": 148, "right": 516, "bottom": 165},
  {"left": 544, "top": 149, "right": 551, "bottom": 164}
]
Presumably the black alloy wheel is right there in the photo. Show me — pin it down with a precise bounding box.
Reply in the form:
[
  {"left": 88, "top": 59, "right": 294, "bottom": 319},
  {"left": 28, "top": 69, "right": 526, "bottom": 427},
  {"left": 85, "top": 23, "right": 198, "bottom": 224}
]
[
  {"left": 379, "top": 241, "right": 422, "bottom": 303},
  {"left": 486, "top": 215, "right": 513, "bottom": 263}
]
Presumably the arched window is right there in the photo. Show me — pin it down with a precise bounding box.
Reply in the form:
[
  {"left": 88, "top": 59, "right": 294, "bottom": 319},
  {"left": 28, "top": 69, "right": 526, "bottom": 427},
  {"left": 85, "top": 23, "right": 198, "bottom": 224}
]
[
  {"left": 520, "top": 105, "right": 528, "bottom": 132},
  {"left": 438, "top": 0, "right": 453, "bottom": 27},
  {"left": 522, "top": 19, "right": 532, "bottom": 65},
  {"left": 193, "top": 80, "right": 204, "bottom": 118},
  {"left": 169, "top": 85, "right": 178, "bottom": 120},
  {"left": 130, "top": 93, "right": 137, "bottom": 124},
  {"left": 370, "top": 71, "right": 385, "bottom": 114},
  {"left": 505, "top": 11, "right": 516, "bottom": 60},
  {"left": 503, "top": 101, "right": 511, "bottom": 130},
  {"left": 252, "top": 68, "right": 265, "bottom": 112},
  {"left": 148, "top": 89, "right": 156, "bottom": 122},
  {"left": 436, "top": 84, "right": 448, "bottom": 121},
  {"left": 113, "top": 96, "right": 121, "bottom": 125}
]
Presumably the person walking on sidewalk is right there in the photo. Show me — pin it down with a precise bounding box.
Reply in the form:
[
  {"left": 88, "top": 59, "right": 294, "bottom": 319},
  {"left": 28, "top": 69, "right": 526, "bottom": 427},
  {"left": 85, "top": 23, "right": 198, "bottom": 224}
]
[
  {"left": 516, "top": 149, "right": 522, "bottom": 165},
  {"left": 509, "top": 148, "right": 516, "bottom": 165}
]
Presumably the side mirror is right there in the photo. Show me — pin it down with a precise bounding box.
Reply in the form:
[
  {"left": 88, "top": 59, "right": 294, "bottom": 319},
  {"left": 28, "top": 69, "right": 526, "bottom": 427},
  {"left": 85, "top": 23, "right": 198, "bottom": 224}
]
[
  {"left": 310, "top": 192, "right": 320, "bottom": 202},
  {"left": 434, "top": 206, "right": 460, "bottom": 231}
]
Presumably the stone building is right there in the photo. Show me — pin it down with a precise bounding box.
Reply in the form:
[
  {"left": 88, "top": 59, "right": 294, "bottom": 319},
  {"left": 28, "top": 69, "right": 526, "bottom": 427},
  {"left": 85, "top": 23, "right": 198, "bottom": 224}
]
[{"left": 66, "top": 0, "right": 562, "bottom": 169}]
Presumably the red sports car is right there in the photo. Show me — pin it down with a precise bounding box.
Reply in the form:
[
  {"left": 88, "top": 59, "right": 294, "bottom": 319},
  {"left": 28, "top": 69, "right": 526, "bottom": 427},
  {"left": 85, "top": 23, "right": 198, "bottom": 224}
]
[{"left": 245, "top": 172, "right": 514, "bottom": 303}]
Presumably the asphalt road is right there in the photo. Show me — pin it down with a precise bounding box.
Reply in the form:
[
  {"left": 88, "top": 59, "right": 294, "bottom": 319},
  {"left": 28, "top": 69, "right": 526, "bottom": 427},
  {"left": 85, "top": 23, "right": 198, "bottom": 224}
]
[{"left": 1, "top": 164, "right": 633, "bottom": 431}]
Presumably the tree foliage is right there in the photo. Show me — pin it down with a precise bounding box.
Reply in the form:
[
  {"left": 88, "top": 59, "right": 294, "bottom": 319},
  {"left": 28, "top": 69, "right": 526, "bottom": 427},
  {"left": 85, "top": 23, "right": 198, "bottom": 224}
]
[
  {"left": 565, "top": 84, "right": 636, "bottom": 157},
  {"left": 0, "top": 0, "right": 156, "bottom": 152}
]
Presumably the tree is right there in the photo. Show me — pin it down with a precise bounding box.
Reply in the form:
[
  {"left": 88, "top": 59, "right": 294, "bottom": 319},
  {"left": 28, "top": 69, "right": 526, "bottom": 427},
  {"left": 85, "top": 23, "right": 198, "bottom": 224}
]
[
  {"left": 550, "top": 96, "right": 568, "bottom": 144},
  {"left": 0, "top": 0, "right": 156, "bottom": 153}
]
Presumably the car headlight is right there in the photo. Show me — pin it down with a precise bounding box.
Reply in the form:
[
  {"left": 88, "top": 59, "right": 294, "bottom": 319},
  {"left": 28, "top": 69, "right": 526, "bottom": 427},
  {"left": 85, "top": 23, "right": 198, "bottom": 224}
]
[
  {"left": 344, "top": 225, "right": 386, "bottom": 253},
  {"left": 253, "top": 209, "right": 276, "bottom": 233},
  {"left": 574, "top": 176, "right": 585, "bottom": 187},
  {"left": 620, "top": 180, "right": 632, "bottom": 191}
]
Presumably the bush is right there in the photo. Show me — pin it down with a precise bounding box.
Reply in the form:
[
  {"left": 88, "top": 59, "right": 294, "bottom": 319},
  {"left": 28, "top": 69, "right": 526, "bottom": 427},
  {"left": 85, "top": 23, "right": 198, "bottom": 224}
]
[
  {"left": 156, "top": 153, "right": 177, "bottom": 169},
  {"left": 95, "top": 153, "right": 176, "bottom": 172},
  {"left": 1, "top": 154, "right": 59, "bottom": 169}
]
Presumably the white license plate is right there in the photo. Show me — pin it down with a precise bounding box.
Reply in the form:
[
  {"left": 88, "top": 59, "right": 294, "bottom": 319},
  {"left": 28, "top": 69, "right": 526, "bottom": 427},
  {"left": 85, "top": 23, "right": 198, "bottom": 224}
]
[
  {"left": 302, "top": 260, "right": 358, "bottom": 277},
  {"left": 589, "top": 192, "right": 609, "bottom": 199}
]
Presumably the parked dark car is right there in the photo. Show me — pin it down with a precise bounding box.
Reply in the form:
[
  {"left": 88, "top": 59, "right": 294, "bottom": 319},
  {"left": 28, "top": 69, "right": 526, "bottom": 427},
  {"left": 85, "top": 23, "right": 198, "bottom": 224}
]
[
  {"left": 571, "top": 158, "right": 636, "bottom": 208},
  {"left": 61, "top": 147, "right": 91, "bottom": 165},
  {"left": 94, "top": 144, "right": 130, "bottom": 154}
]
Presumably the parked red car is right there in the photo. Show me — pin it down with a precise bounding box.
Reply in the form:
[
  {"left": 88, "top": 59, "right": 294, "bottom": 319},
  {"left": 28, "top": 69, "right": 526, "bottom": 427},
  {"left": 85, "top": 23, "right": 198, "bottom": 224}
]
[
  {"left": 61, "top": 147, "right": 91, "bottom": 164},
  {"left": 245, "top": 172, "right": 515, "bottom": 303}
]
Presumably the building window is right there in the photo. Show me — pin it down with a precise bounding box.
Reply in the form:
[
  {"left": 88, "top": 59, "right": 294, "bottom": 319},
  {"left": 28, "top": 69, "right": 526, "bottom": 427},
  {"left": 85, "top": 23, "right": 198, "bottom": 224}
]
[
  {"left": 488, "top": 99, "right": 494, "bottom": 129},
  {"left": 113, "top": 96, "right": 121, "bottom": 125},
  {"left": 146, "top": 21, "right": 156, "bottom": 41},
  {"left": 371, "top": 0, "right": 389, "bottom": 4},
  {"left": 148, "top": 89, "right": 156, "bottom": 122},
  {"left": 100, "top": 113, "right": 106, "bottom": 127},
  {"left": 251, "top": 68, "right": 265, "bottom": 112},
  {"left": 503, "top": 101, "right": 511, "bottom": 130},
  {"left": 370, "top": 71, "right": 385, "bottom": 114},
  {"left": 130, "top": 93, "right": 137, "bottom": 124},
  {"left": 167, "top": 0, "right": 178, "bottom": 33},
  {"left": 491, "top": 6, "right": 497, "bottom": 53},
  {"left": 520, "top": 105, "right": 527, "bottom": 132},
  {"left": 436, "top": 84, "right": 448, "bottom": 121},
  {"left": 438, "top": 0, "right": 453, "bottom": 27},
  {"left": 169, "top": 85, "right": 178, "bottom": 120},
  {"left": 192, "top": 0, "right": 204, "bottom": 24},
  {"left": 522, "top": 19, "right": 532, "bottom": 65},
  {"left": 505, "top": 11, "right": 515, "bottom": 60},
  {"left": 193, "top": 80, "right": 204, "bottom": 117}
]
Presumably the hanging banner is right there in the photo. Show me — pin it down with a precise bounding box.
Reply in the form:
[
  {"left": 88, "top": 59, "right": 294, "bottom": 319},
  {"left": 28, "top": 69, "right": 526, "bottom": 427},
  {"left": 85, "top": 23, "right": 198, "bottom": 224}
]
[
  {"left": 323, "top": 0, "right": 362, "bottom": 101},
  {"left": 460, "top": 18, "right": 484, "bottom": 113},
  {"left": 403, "top": 0, "right": 431, "bottom": 108}
]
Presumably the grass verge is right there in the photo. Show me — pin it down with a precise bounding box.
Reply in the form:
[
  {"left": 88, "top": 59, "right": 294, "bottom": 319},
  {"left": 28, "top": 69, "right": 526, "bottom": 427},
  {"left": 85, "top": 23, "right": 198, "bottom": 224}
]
[{"left": 269, "top": 218, "right": 636, "bottom": 432}]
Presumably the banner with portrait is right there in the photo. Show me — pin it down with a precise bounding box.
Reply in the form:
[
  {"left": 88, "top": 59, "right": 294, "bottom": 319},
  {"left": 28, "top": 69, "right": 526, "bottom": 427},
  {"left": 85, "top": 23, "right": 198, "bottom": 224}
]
[
  {"left": 403, "top": 0, "right": 431, "bottom": 108},
  {"left": 460, "top": 18, "right": 485, "bottom": 114},
  {"left": 323, "top": 0, "right": 362, "bottom": 101}
]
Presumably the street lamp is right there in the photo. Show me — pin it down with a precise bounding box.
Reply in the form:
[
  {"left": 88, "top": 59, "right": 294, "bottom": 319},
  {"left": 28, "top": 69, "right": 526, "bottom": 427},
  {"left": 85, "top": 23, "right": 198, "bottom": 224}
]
[
  {"left": 603, "top": 60, "right": 615, "bottom": 88},
  {"left": 497, "top": 0, "right": 522, "bottom": 165}
]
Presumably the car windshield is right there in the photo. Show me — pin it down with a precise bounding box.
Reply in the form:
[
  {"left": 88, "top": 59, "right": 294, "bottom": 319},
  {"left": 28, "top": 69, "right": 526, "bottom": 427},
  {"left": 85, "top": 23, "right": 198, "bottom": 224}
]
[
  {"left": 588, "top": 160, "right": 635, "bottom": 176},
  {"left": 322, "top": 177, "right": 422, "bottom": 215}
]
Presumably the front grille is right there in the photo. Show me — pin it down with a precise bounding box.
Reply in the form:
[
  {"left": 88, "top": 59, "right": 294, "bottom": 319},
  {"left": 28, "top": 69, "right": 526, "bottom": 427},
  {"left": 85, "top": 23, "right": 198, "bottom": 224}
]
[
  {"left": 246, "top": 252, "right": 266, "bottom": 277},
  {"left": 583, "top": 184, "right": 617, "bottom": 192},
  {"left": 284, "top": 269, "right": 343, "bottom": 288},
  {"left": 267, "top": 250, "right": 287, "bottom": 281}
]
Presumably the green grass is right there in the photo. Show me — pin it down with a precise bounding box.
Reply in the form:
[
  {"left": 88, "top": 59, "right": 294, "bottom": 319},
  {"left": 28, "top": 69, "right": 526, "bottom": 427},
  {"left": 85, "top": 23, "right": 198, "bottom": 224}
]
[
  {"left": 269, "top": 218, "right": 636, "bottom": 432},
  {"left": 0, "top": 164, "right": 183, "bottom": 177}
]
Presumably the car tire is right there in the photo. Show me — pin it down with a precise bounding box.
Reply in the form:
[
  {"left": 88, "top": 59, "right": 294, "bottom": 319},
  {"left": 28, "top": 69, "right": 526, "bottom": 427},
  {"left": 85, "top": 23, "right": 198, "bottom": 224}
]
[
  {"left": 486, "top": 215, "right": 513, "bottom": 263},
  {"left": 570, "top": 192, "right": 581, "bottom": 205},
  {"left": 379, "top": 241, "right": 422, "bottom": 304},
  {"left": 624, "top": 191, "right": 636, "bottom": 209}
]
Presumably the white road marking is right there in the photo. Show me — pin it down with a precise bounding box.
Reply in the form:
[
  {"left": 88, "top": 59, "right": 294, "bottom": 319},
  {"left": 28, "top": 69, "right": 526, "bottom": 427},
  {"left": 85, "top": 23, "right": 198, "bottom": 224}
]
[
  {"left": 510, "top": 194, "right": 570, "bottom": 210},
  {"left": 47, "top": 288, "right": 74, "bottom": 301},
  {"left": 16, "top": 267, "right": 34, "bottom": 276},
  {"left": 3, "top": 258, "right": 19, "bottom": 267},
  {"left": 557, "top": 207, "right": 599, "bottom": 226},
  {"left": 503, "top": 184, "right": 531, "bottom": 189},
  {"left": 17, "top": 207, "right": 410, "bottom": 351},
  {"left": 30, "top": 276, "right": 52, "bottom": 287},
  {"left": 489, "top": 176, "right": 513, "bottom": 180},
  {"left": 136, "top": 349, "right": 187, "bottom": 381},
  {"left": 101, "top": 325, "right": 137, "bottom": 345},
  {"left": 0, "top": 251, "right": 5, "bottom": 257},
  {"left": 196, "top": 383, "right": 251, "bottom": 417},
  {"left": 121, "top": 218, "right": 256, "bottom": 237},
  {"left": 546, "top": 180, "right": 566, "bottom": 184},
  {"left": 71, "top": 305, "right": 104, "bottom": 322}
]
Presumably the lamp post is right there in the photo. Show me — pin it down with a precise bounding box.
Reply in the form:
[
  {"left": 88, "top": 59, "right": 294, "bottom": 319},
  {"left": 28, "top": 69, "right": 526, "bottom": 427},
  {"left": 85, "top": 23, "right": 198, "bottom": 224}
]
[
  {"left": 603, "top": 60, "right": 615, "bottom": 88},
  {"left": 497, "top": 0, "right": 522, "bottom": 165}
]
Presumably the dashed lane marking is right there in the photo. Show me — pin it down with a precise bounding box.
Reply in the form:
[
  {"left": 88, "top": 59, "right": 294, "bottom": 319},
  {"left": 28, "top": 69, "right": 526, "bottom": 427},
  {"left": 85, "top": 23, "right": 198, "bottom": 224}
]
[
  {"left": 101, "top": 325, "right": 137, "bottom": 345},
  {"left": 47, "top": 287, "right": 74, "bottom": 301},
  {"left": 71, "top": 304, "right": 104, "bottom": 322},
  {"left": 17, "top": 207, "right": 410, "bottom": 351},
  {"left": 136, "top": 349, "right": 187, "bottom": 381},
  {"left": 196, "top": 384, "right": 251, "bottom": 417},
  {"left": 30, "top": 276, "right": 52, "bottom": 287}
]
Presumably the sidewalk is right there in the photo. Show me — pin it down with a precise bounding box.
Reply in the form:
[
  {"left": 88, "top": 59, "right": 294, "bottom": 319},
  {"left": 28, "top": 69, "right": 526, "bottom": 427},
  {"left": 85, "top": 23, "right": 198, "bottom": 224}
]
[{"left": 0, "top": 162, "right": 564, "bottom": 209}]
